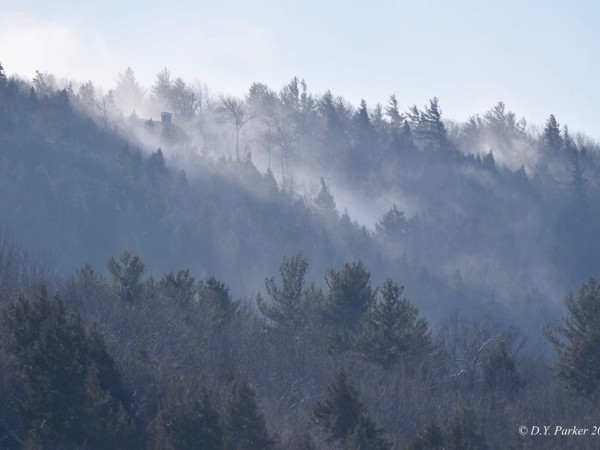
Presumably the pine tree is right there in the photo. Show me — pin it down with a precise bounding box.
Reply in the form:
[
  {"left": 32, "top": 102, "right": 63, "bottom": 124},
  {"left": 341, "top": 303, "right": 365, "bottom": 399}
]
[
  {"left": 544, "top": 278, "right": 600, "bottom": 395},
  {"left": 159, "top": 269, "right": 195, "bottom": 303},
  {"left": 107, "top": 251, "right": 146, "bottom": 302},
  {"left": 257, "top": 255, "right": 309, "bottom": 328},
  {"left": 406, "top": 105, "right": 421, "bottom": 130},
  {"left": 419, "top": 97, "right": 447, "bottom": 149},
  {"left": 354, "top": 279, "right": 432, "bottom": 368},
  {"left": 223, "top": 382, "right": 274, "bottom": 450},
  {"left": 375, "top": 204, "right": 407, "bottom": 240},
  {"left": 385, "top": 94, "right": 404, "bottom": 127},
  {"left": 324, "top": 262, "right": 373, "bottom": 327}
]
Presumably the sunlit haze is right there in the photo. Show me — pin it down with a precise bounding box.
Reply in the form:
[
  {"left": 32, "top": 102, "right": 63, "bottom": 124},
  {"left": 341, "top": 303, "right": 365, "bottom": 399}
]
[{"left": 1, "top": 0, "right": 599, "bottom": 138}]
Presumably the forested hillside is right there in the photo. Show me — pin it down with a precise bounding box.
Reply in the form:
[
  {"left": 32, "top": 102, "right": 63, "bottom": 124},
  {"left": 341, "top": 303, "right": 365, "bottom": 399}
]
[{"left": 1, "top": 62, "right": 600, "bottom": 448}]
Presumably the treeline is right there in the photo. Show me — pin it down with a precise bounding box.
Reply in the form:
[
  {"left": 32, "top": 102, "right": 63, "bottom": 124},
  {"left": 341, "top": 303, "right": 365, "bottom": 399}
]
[
  {"left": 1, "top": 250, "right": 599, "bottom": 449},
  {"left": 0, "top": 62, "right": 386, "bottom": 296},
  {"left": 3, "top": 61, "right": 600, "bottom": 334}
]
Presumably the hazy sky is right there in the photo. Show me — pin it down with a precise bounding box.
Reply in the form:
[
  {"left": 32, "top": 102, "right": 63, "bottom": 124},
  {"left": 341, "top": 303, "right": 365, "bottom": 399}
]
[{"left": 1, "top": 0, "right": 599, "bottom": 138}]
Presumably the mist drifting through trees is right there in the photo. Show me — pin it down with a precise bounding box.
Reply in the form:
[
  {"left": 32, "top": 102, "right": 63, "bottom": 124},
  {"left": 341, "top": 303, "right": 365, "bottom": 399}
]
[{"left": 1, "top": 61, "right": 600, "bottom": 448}]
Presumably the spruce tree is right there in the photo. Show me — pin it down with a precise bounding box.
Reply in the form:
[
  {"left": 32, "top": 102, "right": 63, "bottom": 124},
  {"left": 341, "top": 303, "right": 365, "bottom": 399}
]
[
  {"left": 542, "top": 114, "right": 562, "bottom": 153},
  {"left": 223, "top": 382, "right": 274, "bottom": 450},
  {"left": 314, "top": 177, "right": 337, "bottom": 218}
]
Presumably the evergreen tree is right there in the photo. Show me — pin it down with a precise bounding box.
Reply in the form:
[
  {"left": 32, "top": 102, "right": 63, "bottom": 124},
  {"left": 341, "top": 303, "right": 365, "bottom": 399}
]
[
  {"left": 159, "top": 269, "right": 195, "bottom": 304},
  {"left": 107, "top": 251, "right": 146, "bottom": 303},
  {"left": 197, "top": 276, "right": 237, "bottom": 323},
  {"left": 147, "top": 148, "right": 168, "bottom": 175},
  {"left": 152, "top": 378, "right": 223, "bottom": 450},
  {"left": 32, "top": 70, "right": 56, "bottom": 98},
  {"left": 385, "top": 94, "right": 404, "bottom": 127},
  {"left": 257, "top": 255, "right": 309, "bottom": 328},
  {"left": 152, "top": 67, "right": 173, "bottom": 110},
  {"left": 542, "top": 114, "right": 562, "bottom": 154},
  {"left": 314, "top": 177, "right": 337, "bottom": 217},
  {"left": 406, "top": 105, "right": 421, "bottom": 130},
  {"left": 318, "top": 90, "right": 348, "bottom": 166},
  {"left": 482, "top": 149, "right": 496, "bottom": 171},
  {"left": 0, "top": 62, "right": 7, "bottom": 89},
  {"left": 169, "top": 77, "right": 198, "bottom": 122},
  {"left": 280, "top": 76, "right": 301, "bottom": 111},
  {"left": 354, "top": 279, "right": 432, "bottom": 368},
  {"left": 77, "top": 80, "right": 96, "bottom": 108},
  {"left": 563, "top": 126, "right": 587, "bottom": 204},
  {"left": 1, "top": 289, "right": 130, "bottom": 448},
  {"left": 314, "top": 371, "right": 389, "bottom": 449},
  {"left": 418, "top": 97, "right": 447, "bottom": 149},
  {"left": 247, "top": 82, "right": 277, "bottom": 116},
  {"left": 324, "top": 262, "right": 374, "bottom": 327},
  {"left": 354, "top": 100, "right": 375, "bottom": 141},
  {"left": 482, "top": 340, "right": 522, "bottom": 396},
  {"left": 544, "top": 278, "right": 600, "bottom": 395},
  {"left": 223, "top": 382, "right": 274, "bottom": 450},
  {"left": 114, "top": 67, "right": 144, "bottom": 115},
  {"left": 375, "top": 204, "right": 407, "bottom": 240}
]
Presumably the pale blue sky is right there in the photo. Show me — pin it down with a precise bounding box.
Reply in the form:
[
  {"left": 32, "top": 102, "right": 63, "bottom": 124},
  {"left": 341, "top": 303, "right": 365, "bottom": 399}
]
[{"left": 1, "top": 0, "right": 599, "bottom": 138}]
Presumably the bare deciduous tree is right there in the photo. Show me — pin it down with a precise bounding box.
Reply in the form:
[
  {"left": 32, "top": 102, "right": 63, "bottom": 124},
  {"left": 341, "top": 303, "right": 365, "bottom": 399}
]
[{"left": 218, "top": 95, "right": 253, "bottom": 160}]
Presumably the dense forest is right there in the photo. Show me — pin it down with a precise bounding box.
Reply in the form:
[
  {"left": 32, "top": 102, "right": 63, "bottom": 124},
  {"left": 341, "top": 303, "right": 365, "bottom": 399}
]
[{"left": 1, "top": 62, "right": 600, "bottom": 448}]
